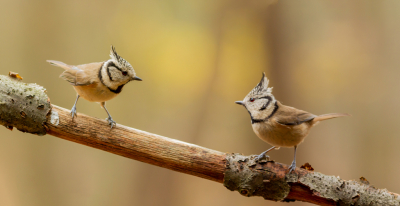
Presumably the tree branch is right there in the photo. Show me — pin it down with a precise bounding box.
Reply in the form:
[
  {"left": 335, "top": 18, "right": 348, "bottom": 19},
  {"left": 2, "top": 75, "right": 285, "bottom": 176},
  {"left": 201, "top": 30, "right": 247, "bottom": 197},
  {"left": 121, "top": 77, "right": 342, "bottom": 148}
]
[{"left": 1, "top": 74, "right": 399, "bottom": 206}]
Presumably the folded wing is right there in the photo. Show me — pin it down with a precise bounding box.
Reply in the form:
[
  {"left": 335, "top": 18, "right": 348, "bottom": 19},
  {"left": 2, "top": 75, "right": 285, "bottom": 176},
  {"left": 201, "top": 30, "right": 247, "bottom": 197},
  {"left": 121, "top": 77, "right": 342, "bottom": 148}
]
[
  {"left": 47, "top": 60, "right": 102, "bottom": 86},
  {"left": 275, "top": 105, "right": 316, "bottom": 126}
]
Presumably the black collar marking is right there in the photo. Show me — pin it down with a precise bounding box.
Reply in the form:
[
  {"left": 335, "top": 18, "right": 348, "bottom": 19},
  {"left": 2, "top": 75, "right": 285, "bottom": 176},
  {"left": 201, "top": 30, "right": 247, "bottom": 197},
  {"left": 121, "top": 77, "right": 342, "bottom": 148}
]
[
  {"left": 98, "top": 63, "right": 125, "bottom": 94},
  {"left": 108, "top": 84, "right": 124, "bottom": 94},
  {"left": 267, "top": 101, "right": 279, "bottom": 119},
  {"left": 250, "top": 101, "right": 279, "bottom": 124}
]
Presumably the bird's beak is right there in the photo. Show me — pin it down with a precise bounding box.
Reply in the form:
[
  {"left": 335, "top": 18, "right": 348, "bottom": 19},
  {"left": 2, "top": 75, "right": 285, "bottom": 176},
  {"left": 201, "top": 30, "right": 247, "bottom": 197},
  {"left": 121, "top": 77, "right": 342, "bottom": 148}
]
[
  {"left": 235, "top": 101, "right": 244, "bottom": 105},
  {"left": 132, "top": 76, "right": 142, "bottom": 81}
]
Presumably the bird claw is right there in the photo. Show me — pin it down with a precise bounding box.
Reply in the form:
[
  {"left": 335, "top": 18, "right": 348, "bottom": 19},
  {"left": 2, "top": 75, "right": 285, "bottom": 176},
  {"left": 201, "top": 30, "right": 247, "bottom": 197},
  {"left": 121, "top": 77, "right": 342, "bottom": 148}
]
[
  {"left": 255, "top": 154, "right": 269, "bottom": 162},
  {"left": 288, "top": 160, "right": 296, "bottom": 173},
  {"left": 106, "top": 117, "right": 116, "bottom": 129},
  {"left": 70, "top": 106, "right": 77, "bottom": 119}
]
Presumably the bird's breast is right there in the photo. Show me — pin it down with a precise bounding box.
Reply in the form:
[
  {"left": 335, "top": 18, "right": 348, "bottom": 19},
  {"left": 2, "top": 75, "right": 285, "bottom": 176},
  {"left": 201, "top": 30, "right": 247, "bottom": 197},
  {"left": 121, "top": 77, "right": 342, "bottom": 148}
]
[
  {"left": 73, "top": 83, "right": 119, "bottom": 102},
  {"left": 252, "top": 120, "right": 310, "bottom": 147}
]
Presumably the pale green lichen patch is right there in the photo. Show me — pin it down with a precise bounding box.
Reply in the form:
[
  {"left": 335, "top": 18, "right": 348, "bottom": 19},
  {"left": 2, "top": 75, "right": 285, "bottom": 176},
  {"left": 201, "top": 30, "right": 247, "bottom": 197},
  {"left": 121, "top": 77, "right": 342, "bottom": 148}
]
[
  {"left": 0, "top": 75, "right": 51, "bottom": 135},
  {"left": 299, "top": 172, "right": 400, "bottom": 205},
  {"left": 223, "top": 153, "right": 290, "bottom": 201}
]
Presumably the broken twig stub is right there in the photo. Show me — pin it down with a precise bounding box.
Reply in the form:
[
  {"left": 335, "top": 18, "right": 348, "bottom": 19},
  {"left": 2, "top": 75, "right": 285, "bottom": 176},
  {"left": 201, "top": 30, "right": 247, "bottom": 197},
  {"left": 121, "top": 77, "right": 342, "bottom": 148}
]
[
  {"left": 223, "top": 153, "right": 290, "bottom": 201},
  {"left": 0, "top": 74, "right": 51, "bottom": 135}
]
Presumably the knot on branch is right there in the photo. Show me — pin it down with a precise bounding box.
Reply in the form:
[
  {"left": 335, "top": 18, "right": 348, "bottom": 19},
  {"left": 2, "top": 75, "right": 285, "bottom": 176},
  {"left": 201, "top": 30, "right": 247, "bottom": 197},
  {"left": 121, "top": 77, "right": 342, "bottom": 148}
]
[
  {"left": 0, "top": 75, "right": 51, "bottom": 135},
  {"left": 223, "top": 153, "right": 291, "bottom": 201}
]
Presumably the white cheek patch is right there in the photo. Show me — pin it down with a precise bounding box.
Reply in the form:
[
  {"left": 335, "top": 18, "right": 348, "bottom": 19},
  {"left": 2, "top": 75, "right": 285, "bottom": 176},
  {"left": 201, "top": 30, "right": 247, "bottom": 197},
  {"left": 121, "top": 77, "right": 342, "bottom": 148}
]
[{"left": 258, "top": 96, "right": 273, "bottom": 111}]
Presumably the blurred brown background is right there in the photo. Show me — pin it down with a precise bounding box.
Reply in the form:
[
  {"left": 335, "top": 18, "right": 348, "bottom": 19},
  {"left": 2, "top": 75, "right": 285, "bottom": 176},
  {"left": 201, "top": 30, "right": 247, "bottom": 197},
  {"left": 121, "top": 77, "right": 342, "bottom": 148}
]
[{"left": 0, "top": 0, "right": 399, "bottom": 205}]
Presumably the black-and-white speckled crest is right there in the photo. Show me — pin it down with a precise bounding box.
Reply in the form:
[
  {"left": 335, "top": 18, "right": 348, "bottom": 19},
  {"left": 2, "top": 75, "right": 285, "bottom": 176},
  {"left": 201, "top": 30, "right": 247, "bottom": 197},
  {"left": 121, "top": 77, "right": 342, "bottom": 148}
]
[
  {"left": 249, "top": 72, "right": 273, "bottom": 96},
  {"left": 110, "top": 46, "right": 134, "bottom": 70}
]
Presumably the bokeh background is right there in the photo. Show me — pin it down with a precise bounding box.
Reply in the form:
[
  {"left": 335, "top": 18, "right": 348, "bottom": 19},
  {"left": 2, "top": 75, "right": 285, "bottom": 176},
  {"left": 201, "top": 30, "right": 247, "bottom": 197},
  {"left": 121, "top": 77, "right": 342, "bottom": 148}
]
[{"left": 0, "top": 0, "right": 399, "bottom": 205}]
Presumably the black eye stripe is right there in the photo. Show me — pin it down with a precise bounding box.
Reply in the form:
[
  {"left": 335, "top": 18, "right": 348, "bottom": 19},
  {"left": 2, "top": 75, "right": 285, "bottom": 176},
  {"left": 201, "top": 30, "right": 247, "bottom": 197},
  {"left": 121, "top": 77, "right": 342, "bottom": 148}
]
[
  {"left": 259, "top": 96, "right": 271, "bottom": 100},
  {"left": 108, "top": 62, "right": 124, "bottom": 72},
  {"left": 250, "top": 96, "right": 270, "bottom": 101},
  {"left": 107, "top": 61, "right": 129, "bottom": 76}
]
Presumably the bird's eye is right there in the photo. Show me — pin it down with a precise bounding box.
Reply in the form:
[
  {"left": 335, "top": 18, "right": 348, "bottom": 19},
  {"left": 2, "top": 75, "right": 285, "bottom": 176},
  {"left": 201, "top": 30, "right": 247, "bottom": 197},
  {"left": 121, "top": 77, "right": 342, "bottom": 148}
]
[
  {"left": 250, "top": 98, "right": 255, "bottom": 102},
  {"left": 122, "top": 71, "right": 128, "bottom": 76}
]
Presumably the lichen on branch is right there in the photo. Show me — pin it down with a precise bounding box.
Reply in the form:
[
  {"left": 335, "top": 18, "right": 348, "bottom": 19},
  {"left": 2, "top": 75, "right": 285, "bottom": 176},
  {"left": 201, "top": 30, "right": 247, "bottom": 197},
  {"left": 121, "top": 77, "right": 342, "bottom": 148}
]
[
  {"left": 0, "top": 75, "right": 51, "bottom": 135},
  {"left": 223, "top": 153, "right": 400, "bottom": 205}
]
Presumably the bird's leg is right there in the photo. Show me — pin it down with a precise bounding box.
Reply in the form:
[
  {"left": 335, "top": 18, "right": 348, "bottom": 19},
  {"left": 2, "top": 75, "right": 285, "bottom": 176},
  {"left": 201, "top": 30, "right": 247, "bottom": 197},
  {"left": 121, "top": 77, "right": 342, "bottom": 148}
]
[
  {"left": 288, "top": 145, "right": 297, "bottom": 173},
  {"left": 255, "top": 146, "right": 276, "bottom": 161},
  {"left": 100, "top": 102, "right": 116, "bottom": 129},
  {"left": 71, "top": 95, "right": 80, "bottom": 119}
]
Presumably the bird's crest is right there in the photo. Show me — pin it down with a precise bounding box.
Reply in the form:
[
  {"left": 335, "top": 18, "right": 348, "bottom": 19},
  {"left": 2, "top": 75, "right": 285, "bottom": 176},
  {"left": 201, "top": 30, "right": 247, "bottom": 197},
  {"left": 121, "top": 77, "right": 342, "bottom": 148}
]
[
  {"left": 109, "top": 45, "right": 132, "bottom": 69},
  {"left": 250, "top": 72, "right": 273, "bottom": 96}
]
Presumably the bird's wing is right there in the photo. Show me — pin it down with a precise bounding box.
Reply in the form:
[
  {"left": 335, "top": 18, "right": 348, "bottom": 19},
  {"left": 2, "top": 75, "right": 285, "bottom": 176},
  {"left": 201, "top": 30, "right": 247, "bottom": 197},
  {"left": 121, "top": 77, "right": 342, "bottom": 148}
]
[
  {"left": 48, "top": 60, "right": 103, "bottom": 86},
  {"left": 59, "top": 69, "right": 92, "bottom": 86},
  {"left": 73, "top": 62, "right": 104, "bottom": 85},
  {"left": 274, "top": 104, "right": 316, "bottom": 126}
]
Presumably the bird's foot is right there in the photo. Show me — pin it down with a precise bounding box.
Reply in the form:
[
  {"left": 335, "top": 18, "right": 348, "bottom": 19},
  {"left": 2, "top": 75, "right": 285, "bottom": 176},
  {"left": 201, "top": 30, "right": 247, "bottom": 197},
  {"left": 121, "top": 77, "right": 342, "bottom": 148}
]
[
  {"left": 255, "top": 153, "right": 270, "bottom": 162},
  {"left": 288, "top": 160, "right": 296, "bottom": 173},
  {"left": 106, "top": 116, "right": 116, "bottom": 129},
  {"left": 70, "top": 106, "right": 77, "bottom": 119}
]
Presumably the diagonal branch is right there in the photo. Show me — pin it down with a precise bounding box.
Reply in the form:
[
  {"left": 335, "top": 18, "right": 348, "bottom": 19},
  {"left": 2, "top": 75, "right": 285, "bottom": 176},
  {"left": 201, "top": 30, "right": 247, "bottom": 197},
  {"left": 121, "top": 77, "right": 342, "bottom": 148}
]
[{"left": 1, "top": 74, "right": 399, "bottom": 206}]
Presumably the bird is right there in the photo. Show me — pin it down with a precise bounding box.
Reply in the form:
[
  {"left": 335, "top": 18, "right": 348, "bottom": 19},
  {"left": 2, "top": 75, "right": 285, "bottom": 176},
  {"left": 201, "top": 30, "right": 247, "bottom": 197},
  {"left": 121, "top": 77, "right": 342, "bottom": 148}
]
[
  {"left": 47, "top": 46, "right": 142, "bottom": 128},
  {"left": 235, "top": 73, "right": 349, "bottom": 173}
]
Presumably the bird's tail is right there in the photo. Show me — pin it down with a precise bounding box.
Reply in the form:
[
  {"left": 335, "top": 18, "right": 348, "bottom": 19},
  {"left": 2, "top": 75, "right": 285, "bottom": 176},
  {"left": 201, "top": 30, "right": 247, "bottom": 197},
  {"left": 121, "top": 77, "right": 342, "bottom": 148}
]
[
  {"left": 47, "top": 60, "right": 74, "bottom": 70},
  {"left": 313, "top": 113, "right": 350, "bottom": 123}
]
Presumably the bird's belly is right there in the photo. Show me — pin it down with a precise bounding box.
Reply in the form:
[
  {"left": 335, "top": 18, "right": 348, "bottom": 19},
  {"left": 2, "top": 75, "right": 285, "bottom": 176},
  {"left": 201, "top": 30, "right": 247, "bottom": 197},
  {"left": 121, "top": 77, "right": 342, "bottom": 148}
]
[
  {"left": 252, "top": 122, "right": 309, "bottom": 147},
  {"left": 73, "top": 84, "right": 118, "bottom": 102}
]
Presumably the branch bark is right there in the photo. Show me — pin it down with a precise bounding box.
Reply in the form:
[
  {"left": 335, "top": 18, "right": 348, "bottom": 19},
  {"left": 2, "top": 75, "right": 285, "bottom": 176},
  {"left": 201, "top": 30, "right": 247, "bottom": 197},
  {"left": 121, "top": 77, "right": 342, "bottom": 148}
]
[{"left": 1, "top": 74, "right": 399, "bottom": 206}]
